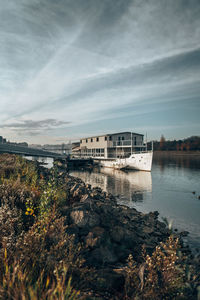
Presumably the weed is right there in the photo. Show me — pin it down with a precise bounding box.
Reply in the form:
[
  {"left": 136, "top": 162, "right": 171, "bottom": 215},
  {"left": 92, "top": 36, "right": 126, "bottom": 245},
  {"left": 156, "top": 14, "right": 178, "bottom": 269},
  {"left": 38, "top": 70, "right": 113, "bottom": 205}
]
[{"left": 124, "top": 236, "right": 195, "bottom": 299}]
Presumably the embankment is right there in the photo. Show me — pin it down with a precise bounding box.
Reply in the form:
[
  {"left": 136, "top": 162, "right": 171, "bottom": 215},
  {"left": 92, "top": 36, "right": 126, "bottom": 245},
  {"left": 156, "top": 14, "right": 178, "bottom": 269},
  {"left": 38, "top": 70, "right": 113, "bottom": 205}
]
[{"left": 0, "top": 154, "right": 199, "bottom": 299}]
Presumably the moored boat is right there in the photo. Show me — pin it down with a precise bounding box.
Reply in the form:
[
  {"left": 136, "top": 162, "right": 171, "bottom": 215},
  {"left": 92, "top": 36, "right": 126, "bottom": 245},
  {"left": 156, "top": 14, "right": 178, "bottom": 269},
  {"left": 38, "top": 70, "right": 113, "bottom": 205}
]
[
  {"left": 95, "top": 150, "right": 153, "bottom": 171},
  {"left": 74, "top": 131, "right": 153, "bottom": 171}
]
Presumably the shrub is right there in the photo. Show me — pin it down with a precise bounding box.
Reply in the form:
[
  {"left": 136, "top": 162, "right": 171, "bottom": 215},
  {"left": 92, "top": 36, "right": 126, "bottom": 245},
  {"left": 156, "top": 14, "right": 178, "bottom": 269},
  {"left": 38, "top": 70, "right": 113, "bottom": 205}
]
[{"left": 124, "top": 236, "right": 195, "bottom": 299}]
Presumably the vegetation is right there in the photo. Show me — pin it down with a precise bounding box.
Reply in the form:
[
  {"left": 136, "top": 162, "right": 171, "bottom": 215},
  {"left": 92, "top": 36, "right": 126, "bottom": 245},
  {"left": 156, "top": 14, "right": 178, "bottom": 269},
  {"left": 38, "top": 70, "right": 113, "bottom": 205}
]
[
  {"left": 150, "top": 136, "right": 200, "bottom": 151},
  {"left": 124, "top": 236, "right": 199, "bottom": 299},
  {"left": 0, "top": 154, "right": 199, "bottom": 299},
  {"left": 0, "top": 154, "right": 87, "bottom": 299}
]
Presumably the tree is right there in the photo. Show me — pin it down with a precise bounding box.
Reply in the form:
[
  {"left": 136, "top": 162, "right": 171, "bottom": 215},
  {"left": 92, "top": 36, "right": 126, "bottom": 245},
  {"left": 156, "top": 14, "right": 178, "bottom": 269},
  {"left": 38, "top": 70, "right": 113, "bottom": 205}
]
[{"left": 159, "top": 135, "right": 166, "bottom": 150}]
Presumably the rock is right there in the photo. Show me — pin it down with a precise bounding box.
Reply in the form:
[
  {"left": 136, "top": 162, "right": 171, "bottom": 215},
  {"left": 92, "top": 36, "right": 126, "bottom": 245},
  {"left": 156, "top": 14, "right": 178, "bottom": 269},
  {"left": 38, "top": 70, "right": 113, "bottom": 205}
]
[
  {"left": 89, "top": 246, "right": 118, "bottom": 265},
  {"left": 110, "top": 226, "right": 125, "bottom": 243},
  {"left": 70, "top": 183, "right": 80, "bottom": 193},
  {"left": 73, "top": 185, "right": 87, "bottom": 199},
  {"left": 70, "top": 205, "right": 100, "bottom": 228},
  {"left": 86, "top": 184, "right": 91, "bottom": 189},
  {"left": 80, "top": 194, "right": 89, "bottom": 202},
  {"left": 85, "top": 232, "right": 99, "bottom": 248},
  {"left": 143, "top": 226, "right": 154, "bottom": 234},
  {"left": 60, "top": 172, "right": 186, "bottom": 293},
  {"left": 70, "top": 209, "right": 89, "bottom": 227},
  {"left": 92, "top": 226, "right": 105, "bottom": 236}
]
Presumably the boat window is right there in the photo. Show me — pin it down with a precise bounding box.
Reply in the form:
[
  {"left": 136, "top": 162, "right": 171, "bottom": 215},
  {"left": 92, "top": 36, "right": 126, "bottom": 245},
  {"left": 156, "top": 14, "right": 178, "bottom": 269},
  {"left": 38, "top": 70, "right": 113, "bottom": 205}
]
[
  {"left": 86, "top": 139, "right": 88, "bottom": 143},
  {"left": 109, "top": 136, "right": 112, "bottom": 141},
  {"left": 96, "top": 137, "right": 99, "bottom": 142},
  {"left": 105, "top": 136, "right": 107, "bottom": 141},
  {"left": 91, "top": 138, "right": 93, "bottom": 142},
  {"left": 118, "top": 136, "right": 121, "bottom": 140},
  {"left": 122, "top": 136, "right": 124, "bottom": 140}
]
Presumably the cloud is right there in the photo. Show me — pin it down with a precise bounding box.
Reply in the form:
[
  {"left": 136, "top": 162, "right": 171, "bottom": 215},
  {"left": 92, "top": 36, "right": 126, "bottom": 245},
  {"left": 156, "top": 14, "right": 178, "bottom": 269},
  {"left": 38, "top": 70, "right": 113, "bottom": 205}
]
[
  {"left": 0, "top": 0, "right": 200, "bottom": 142},
  {"left": 0, "top": 119, "right": 70, "bottom": 135},
  {"left": 17, "top": 47, "right": 200, "bottom": 128}
]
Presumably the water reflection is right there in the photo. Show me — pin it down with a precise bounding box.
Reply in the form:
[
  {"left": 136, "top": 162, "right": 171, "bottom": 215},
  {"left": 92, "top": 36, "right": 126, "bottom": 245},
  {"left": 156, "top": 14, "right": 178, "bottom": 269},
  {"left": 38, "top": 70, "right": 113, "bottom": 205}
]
[
  {"left": 23, "top": 154, "right": 200, "bottom": 249},
  {"left": 153, "top": 152, "right": 200, "bottom": 172},
  {"left": 70, "top": 167, "right": 152, "bottom": 205},
  {"left": 70, "top": 156, "right": 200, "bottom": 250},
  {"left": 24, "top": 156, "right": 54, "bottom": 169}
]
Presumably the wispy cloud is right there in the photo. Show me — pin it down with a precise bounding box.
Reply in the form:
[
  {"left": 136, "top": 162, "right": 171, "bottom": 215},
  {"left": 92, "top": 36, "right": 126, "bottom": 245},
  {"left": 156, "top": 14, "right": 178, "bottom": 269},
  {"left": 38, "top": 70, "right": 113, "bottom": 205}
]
[
  {"left": 0, "top": 119, "right": 70, "bottom": 136},
  {"left": 0, "top": 0, "right": 200, "bottom": 142}
]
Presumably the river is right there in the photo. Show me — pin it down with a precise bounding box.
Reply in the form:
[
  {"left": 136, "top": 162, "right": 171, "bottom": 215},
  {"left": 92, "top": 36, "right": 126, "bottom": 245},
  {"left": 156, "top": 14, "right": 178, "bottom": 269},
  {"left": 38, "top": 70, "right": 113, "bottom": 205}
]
[
  {"left": 25, "top": 153, "right": 200, "bottom": 250},
  {"left": 70, "top": 152, "right": 200, "bottom": 251}
]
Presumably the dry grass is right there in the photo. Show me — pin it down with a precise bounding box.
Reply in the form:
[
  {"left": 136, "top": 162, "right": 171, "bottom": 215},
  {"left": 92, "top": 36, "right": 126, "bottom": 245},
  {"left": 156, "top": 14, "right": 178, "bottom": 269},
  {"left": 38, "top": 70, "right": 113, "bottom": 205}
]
[
  {"left": 0, "top": 154, "right": 91, "bottom": 299},
  {"left": 124, "top": 236, "right": 197, "bottom": 299},
  {"left": 0, "top": 154, "right": 199, "bottom": 299}
]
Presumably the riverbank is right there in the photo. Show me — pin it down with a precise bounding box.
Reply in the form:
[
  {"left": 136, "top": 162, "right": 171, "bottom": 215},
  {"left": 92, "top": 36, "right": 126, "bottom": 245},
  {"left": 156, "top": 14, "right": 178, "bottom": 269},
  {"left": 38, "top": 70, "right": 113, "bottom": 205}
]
[
  {"left": 0, "top": 154, "right": 199, "bottom": 299},
  {"left": 154, "top": 150, "right": 200, "bottom": 157}
]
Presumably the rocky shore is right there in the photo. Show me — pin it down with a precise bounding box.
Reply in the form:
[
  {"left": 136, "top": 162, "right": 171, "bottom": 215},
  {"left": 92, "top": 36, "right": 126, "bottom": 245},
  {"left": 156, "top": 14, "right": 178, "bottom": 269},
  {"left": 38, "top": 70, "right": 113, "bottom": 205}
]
[
  {"left": 54, "top": 171, "right": 194, "bottom": 295},
  {"left": 0, "top": 154, "right": 199, "bottom": 299}
]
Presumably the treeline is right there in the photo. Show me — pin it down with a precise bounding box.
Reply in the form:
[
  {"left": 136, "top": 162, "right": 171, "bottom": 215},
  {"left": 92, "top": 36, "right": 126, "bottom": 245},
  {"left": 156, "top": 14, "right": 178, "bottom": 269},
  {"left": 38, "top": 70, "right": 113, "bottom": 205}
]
[{"left": 149, "top": 136, "right": 200, "bottom": 151}]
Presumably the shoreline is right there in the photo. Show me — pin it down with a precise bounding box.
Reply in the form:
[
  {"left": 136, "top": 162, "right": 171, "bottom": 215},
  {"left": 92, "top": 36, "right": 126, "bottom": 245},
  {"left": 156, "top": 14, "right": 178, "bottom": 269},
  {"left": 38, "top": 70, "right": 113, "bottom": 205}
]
[
  {"left": 154, "top": 150, "right": 200, "bottom": 157},
  {"left": 0, "top": 153, "right": 199, "bottom": 298}
]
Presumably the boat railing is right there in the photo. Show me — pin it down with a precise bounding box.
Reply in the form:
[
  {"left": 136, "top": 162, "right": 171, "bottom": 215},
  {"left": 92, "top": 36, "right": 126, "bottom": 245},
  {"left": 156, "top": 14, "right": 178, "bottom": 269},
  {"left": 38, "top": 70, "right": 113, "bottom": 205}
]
[
  {"left": 74, "top": 153, "right": 105, "bottom": 158},
  {"left": 112, "top": 140, "right": 146, "bottom": 147},
  {"left": 112, "top": 140, "right": 131, "bottom": 146}
]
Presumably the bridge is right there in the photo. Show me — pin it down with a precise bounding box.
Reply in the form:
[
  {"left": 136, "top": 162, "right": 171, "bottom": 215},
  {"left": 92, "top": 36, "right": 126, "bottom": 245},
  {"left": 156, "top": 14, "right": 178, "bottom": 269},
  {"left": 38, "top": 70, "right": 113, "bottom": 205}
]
[
  {"left": 0, "top": 143, "right": 65, "bottom": 159},
  {"left": 0, "top": 144, "right": 93, "bottom": 168}
]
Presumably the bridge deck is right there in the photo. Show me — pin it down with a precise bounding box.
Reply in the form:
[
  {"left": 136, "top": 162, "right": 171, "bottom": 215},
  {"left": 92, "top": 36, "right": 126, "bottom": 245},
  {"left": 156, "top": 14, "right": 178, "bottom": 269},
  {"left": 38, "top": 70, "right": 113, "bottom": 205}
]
[{"left": 0, "top": 144, "right": 65, "bottom": 159}]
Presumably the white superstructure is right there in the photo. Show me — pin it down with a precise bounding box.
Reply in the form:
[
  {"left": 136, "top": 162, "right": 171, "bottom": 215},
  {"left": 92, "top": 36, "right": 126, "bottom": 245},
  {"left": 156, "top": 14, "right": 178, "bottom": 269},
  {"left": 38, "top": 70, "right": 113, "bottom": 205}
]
[{"left": 74, "top": 131, "right": 153, "bottom": 171}]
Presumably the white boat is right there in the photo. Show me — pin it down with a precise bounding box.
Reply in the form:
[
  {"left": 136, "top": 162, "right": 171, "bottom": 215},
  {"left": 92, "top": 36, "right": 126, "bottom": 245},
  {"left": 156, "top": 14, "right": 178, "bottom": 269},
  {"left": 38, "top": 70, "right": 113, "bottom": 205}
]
[
  {"left": 95, "top": 150, "right": 153, "bottom": 171},
  {"left": 76, "top": 131, "right": 153, "bottom": 171}
]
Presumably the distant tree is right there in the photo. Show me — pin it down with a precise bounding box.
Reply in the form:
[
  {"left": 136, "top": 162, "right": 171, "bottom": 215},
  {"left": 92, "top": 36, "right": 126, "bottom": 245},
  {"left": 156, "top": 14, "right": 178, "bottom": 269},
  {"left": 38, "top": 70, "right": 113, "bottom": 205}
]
[
  {"left": 186, "top": 142, "right": 190, "bottom": 151},
  {"left": 184, "top": 136, "right": 200, "bottom": 151},
  {"left": 149, "top": 136, "right": 200, "bottom": 151},
  {"left": 176, "top": 143, "right": 180, "bottom": 151},
  {"left": 159, "top": 135, "right": 166, "bottom": 150},
  {"left": 180, "top": 143, "right": 186, "bottom": 151}
]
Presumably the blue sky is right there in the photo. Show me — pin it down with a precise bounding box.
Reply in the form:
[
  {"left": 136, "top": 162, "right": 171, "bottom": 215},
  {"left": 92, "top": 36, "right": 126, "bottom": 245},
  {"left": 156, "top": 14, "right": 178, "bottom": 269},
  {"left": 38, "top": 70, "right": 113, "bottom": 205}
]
[{"left": 0, "top": 0, "right": 200, "bottom": 144}]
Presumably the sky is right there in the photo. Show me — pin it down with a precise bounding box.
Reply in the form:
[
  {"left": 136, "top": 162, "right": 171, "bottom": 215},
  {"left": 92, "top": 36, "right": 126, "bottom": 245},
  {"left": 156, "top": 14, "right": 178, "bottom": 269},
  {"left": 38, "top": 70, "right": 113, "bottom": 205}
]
[{"left": 0, "top": 0, "right": 200, "bottom": 144}]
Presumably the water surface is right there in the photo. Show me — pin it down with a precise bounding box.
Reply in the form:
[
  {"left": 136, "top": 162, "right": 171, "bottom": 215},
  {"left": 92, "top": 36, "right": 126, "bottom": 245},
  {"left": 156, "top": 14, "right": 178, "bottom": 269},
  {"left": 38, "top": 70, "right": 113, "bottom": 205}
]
[{"left": 70, "top": 153, "right": 200, "bottom": 250}]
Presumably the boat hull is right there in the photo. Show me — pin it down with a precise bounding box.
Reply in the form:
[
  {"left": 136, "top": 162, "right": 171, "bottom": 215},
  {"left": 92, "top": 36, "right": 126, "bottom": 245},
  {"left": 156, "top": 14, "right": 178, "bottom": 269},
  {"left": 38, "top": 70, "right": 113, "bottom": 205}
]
[
  {"left": 94, "top": 151, "right": 153, "bottom": 171},
  {"left": 125, "top": 152, "right": 153, "bottom": 171}
]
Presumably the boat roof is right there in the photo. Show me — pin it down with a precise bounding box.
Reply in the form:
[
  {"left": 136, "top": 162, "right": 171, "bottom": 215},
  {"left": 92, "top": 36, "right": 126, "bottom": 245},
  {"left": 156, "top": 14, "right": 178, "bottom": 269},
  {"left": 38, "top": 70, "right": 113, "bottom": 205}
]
[{"left": 80, "top": 131, "right": 144, "bottom": 140}]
